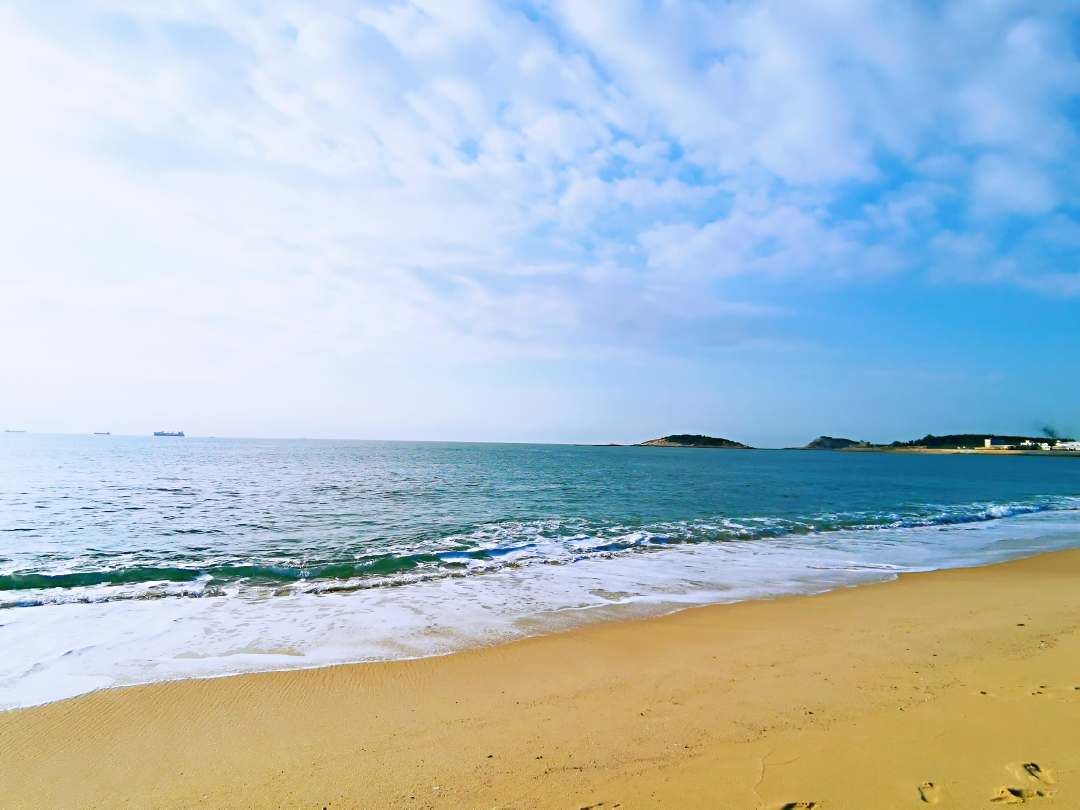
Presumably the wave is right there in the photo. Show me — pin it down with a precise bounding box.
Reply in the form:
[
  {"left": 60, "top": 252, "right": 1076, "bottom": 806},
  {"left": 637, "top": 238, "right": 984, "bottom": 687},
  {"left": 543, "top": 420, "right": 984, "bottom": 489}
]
[{"left": 2, "top": 496, "right": 1078, "bottom": 608}]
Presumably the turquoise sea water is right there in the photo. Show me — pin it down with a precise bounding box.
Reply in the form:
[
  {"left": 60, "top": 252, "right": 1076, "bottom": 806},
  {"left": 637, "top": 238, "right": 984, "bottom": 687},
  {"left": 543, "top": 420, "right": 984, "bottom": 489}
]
[{"left": 2, "top": 433, "right": 1080, "bottom": 708}]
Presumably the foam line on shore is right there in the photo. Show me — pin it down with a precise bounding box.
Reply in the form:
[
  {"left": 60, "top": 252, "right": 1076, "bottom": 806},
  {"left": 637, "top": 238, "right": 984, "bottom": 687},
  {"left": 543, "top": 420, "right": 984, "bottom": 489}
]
[{"left": 3, "top": 509, "right": 1080, "bottom": 711}]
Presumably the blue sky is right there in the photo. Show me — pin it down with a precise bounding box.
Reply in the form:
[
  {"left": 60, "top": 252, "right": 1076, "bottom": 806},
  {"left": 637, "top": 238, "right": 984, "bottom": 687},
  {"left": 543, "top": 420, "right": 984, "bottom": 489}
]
[{"left": 1, "top": 0, "right": 1078, "bottom": 446}]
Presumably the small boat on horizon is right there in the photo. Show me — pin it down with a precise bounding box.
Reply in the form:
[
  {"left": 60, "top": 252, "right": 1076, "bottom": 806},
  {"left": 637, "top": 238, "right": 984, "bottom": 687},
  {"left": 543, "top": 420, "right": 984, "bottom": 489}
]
[
  {"left": 153, "top": 431, "right": 185, "bottom": 437},
  {"left": 94, "top": 432, "right": 110, "bottom": 435}
]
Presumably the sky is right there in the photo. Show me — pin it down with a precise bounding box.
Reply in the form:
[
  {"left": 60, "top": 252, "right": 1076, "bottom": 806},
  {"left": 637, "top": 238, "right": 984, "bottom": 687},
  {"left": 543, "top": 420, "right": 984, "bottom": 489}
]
[{"left": 1, "top": 0, "right": 1078, "bottom": 447}]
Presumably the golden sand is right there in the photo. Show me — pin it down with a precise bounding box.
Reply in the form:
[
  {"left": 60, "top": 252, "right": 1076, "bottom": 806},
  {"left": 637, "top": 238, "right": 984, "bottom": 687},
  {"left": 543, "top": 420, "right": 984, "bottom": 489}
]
[{"left": 3, "top": 550, "right": 1080, "bottom": 808}]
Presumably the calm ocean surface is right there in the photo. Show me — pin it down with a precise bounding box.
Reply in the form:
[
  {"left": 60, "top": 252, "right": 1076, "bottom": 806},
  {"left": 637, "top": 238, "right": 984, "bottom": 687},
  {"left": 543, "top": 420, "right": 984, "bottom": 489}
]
[{"left": 3, "top": 433, "right": 1080, "bottom": 709}]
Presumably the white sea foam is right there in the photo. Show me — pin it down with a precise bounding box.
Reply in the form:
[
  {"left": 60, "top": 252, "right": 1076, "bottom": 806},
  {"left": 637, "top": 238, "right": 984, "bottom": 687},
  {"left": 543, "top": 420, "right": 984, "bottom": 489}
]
[{"left": 3, "top": 509, "right": 1080, "bottom": 711}]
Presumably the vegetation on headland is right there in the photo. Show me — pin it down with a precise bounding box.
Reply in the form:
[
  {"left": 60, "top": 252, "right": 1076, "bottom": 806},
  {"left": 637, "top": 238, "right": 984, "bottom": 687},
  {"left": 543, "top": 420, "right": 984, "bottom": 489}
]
[
  {"left": 638, "top": 434, "right": 754, "bottom": 449},
  {"left": 801, "top": 433, "right": 1076, "bottom": 451},
  {"left": 631, "top": 433, "right": 1076, "bottom": 452},
  {"left": 892, "top": 433, "right": 1073, "bottom": 449}
]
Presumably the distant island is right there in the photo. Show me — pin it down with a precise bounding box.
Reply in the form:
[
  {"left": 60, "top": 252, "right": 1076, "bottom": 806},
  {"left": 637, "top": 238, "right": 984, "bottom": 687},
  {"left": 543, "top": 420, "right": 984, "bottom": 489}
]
[
  {"left": 803, "top": 436, "right": 869, "bottom": 450},
  {"left": 637, "top": 434, "right": 754, "bottom": 449}
]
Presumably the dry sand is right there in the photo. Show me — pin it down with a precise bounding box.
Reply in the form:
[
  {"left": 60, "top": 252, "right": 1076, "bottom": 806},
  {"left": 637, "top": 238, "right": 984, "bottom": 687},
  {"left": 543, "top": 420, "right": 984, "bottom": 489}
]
[{"left": 3, "top": 549, "right": 1080, "bottom": 808}]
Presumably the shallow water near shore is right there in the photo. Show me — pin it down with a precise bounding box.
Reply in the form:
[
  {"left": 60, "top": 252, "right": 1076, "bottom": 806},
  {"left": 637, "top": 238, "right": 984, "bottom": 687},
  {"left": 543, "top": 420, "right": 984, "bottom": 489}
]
[{"left": 2, "top": 433, "right": 1080, "bottom": 709}]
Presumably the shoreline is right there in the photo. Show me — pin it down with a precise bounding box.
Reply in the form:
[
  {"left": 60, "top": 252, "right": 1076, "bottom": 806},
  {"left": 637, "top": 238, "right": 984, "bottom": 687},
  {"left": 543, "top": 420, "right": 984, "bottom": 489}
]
[
  {"left": 5, "top": 506, "right": 1079, "bottom": 713},
  {"left": 3, "top": 549, "right": 1080, "bottom": 807},
  {"left": 837, "top": 447, "right": 1080, "bottom": 456},
  {"left": 593, "top": 443, "right": 1080, "bottom": 455}
]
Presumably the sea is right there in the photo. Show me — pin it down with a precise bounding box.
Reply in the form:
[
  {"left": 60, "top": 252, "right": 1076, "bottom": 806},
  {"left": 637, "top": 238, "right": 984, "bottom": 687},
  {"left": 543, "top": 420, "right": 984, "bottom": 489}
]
[{"left": 3, "top": 433, "right": 1080, "bottom": 710}]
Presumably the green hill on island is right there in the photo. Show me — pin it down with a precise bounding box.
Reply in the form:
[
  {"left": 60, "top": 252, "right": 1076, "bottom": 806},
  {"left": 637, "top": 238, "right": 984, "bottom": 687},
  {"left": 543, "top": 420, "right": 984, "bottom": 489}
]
[
  {"left": 638, "top": 434, "right": 753, "bottom": 449},
  {"left": 803, "top": 436, "right": 868, "bottom": 449}
]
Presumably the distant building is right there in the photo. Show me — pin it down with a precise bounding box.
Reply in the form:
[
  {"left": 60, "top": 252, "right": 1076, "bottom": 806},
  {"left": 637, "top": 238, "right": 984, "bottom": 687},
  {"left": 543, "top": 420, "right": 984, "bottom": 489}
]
[
  {"left": 984, "top": 438, "right": 1012, "bottom": 449},
  {"left": 1055, "top": 441, "right": 1080, "bottom": 451}
]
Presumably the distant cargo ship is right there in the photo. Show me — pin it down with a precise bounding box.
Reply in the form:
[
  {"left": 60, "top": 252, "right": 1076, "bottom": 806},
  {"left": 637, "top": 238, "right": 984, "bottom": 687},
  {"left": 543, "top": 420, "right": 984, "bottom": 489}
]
[
  {"left": 153, "top": 431, "right": 185, "bottom": 437},
  {"left": 94, "top": 432, "right": 110, "bottom": 435}
]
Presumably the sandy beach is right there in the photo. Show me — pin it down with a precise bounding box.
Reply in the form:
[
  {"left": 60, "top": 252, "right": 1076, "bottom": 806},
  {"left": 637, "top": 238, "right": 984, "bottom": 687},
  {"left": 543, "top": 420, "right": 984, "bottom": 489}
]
[{"left": 2, "top": 549, "right": 1079, "bottom": 808}]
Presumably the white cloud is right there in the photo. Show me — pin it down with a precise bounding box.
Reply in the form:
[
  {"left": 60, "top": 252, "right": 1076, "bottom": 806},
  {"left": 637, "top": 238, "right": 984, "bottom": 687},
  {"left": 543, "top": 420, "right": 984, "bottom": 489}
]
[
  {"left": 972, "top": 155, "right": 1059, "bottom": 215},
  {"left": 0, "top": 0, "right": 1078, "bottom": 435}
]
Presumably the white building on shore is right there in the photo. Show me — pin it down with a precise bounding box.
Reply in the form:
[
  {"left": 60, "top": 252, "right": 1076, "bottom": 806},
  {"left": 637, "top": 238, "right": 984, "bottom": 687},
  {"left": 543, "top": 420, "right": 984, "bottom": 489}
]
[{"left": 1055, "top": 441, "right": 1080, "bottom": 451}]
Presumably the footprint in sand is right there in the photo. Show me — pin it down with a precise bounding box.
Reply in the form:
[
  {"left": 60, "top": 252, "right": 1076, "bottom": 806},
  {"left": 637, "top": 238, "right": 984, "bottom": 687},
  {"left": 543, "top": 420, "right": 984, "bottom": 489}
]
[
  {"left": 918, "top": 781, "right": 941, "bottom": 804},
  {"left": 1016, "top": 762, "right": 1056, "bottom": 785},
  {"left": 991, "top": 786, "right": 1053, "bottom": 803},
  {"left": 992, "top": 762, "right": 1057, "bottom": 803}
]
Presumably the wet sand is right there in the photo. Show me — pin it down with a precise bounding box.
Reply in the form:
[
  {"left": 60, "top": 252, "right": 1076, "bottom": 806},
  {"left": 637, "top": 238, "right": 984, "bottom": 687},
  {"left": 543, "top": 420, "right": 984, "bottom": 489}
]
[{"left": 2, "top": 549, "right": 1079, "bottom": 808}]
